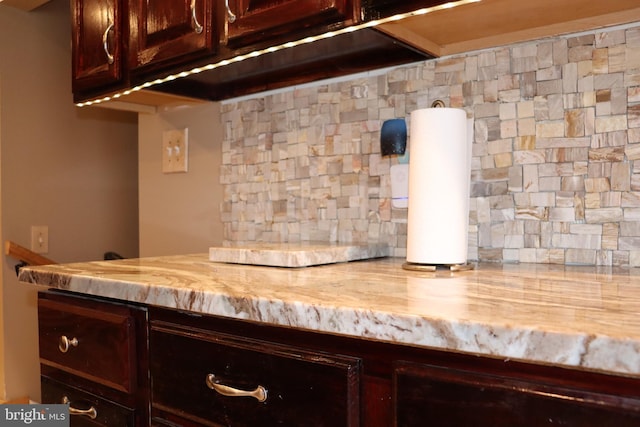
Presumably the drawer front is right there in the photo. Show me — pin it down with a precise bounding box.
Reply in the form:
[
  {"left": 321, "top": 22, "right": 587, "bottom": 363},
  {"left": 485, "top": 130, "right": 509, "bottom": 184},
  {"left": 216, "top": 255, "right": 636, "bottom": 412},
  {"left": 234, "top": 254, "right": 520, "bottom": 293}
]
[
  {"left": 394, "top": 361, "right": 640, "bottom": 427},
  {"left": 41, "top": 376, "right": 136, "bottom": 427},
  {"left": 38, "top": 294, "right": 137, "bottom": 393},
  {"left": 150, "top": 325, "right": 361, "bottom": 427}
]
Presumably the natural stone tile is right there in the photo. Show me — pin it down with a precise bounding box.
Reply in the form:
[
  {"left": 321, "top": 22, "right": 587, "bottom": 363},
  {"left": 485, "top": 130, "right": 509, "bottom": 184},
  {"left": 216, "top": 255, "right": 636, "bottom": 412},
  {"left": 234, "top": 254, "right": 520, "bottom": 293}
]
[
  {"left": 537, "top": 80, "right": 563, "bottom": 96},
  {"left": 592, "top": 48, "right": 609, "bottom": 74},
  {"left": 548, "top": 207, "right": 576, "bottom": 222},
  {"left": 593, "top": 73, "right": 624, "bottom": 89},
  {"left": 518, "top": 101, "right": 535, "bottom": 118},
  {"left": 552, "top": 39, "right": 569, "bottom": 65},
  {"left": 500, "top": 103, "right": 517, "bottom": 120},
  {"left": 595, "top": 115, "right": 627, "bottom": 133},
  {"left": 536, "top": 121, "right": 565, "bottom": 138},
  {"left": 565, "top": 249, "right": 596, "bottom": 265},
  {"left": 537, "top": 66, "right": 562, "bottom": 81},
  {"left": 588, "top": 147, "right": 625, "bottom": 162},
  {"left": 596, "top": 30, "right": 625, "bottom": 48},
  {"left": 629, "top": 105, "right": 640, "bottom": 128},
  {"left": 585, "top": 207, "right": 624, "bottom": 223},
  {"left": 537, "top": 41, "right": 554, "bottom": 68},
  {"left": 568, "top": 45, "right": 593, "bottom": 62},
  {"left": 514, "top": 150, "right": 545, "bottom": 164},
  {"left": 611, "top": 162, "right": 631, "bottom": 191},
  {"left": 585, "top": 177, "right": 611, "bottom": 192},
  {"left": 608, "top": 45, "right": 627, "bottom": 73},
  {"left": 562, "top": 62, "right": 578, "bottom": 93},
  {"left": 518, "top": 118, "right": 536, "bottom": 136},
  {"left": 565, "top": 109, "right": 585, "bottom": 137}
]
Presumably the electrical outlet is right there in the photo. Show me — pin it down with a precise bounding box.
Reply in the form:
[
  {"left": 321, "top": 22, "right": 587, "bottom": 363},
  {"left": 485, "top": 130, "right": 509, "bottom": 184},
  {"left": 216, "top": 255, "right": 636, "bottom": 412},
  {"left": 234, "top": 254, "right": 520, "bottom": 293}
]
[
  {"left": 31, "top": 225, "right": 49, "bottom": 254},
  {"left": 162, "top": 128, "right": 189, "bottom": 173}
]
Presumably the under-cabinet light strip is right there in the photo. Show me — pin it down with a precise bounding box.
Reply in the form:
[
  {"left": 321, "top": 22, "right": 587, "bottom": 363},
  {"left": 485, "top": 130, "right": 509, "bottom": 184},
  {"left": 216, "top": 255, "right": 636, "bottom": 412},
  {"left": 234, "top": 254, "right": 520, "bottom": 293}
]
[{"left": 76, "top": 0, "right": 481, "bottom": 107}]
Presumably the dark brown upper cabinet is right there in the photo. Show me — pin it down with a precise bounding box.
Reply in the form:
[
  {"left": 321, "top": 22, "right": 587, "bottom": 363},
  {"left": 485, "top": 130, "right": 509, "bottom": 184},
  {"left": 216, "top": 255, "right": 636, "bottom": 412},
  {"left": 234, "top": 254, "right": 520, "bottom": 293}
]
[
  {"left": 128, "top": 0, "right": 217, "bottom": 74},
  {"left": 226, "top": 0, "right": 356, "bottom": 47},
  {"left": 71, "top": 0, "right": 125, "bottom": 95}
]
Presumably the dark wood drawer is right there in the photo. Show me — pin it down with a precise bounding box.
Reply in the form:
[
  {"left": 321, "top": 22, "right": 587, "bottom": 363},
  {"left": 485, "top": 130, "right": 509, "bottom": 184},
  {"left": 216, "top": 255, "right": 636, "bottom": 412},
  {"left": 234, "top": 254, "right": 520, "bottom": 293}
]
[
  {"left": 393, "top": 361, "right": 640, "bottom": 427},
  {"left": 150, "top": 322, "right": 361, "bottom": 427},
  {"left": 38, "top": 293, "right": 138, "bottom": 393},
  {"left": 41, "top": 375, "right": 136, "bottom": 427}
]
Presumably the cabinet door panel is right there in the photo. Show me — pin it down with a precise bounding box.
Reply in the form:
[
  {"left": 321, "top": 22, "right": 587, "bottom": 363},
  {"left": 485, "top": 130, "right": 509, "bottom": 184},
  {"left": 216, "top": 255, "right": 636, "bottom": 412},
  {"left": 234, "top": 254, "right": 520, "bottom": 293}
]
[
  {"left": 150, "top": 325, "right": 360, "bottom": 426},
  {"left": 228, "top": 0, "right": 353, "bottom": 46},
  {"left": 129, "top": 0, "right": 216, "bottom": 72},
  {"left": 394, "top": 361, "right": 640, "bottom": 427},
  {"left": 71, "top": 0, "right": 123, "bottom": 92},
  {"left": 38, "top": 296, "right": 137, "bottom": 393}
]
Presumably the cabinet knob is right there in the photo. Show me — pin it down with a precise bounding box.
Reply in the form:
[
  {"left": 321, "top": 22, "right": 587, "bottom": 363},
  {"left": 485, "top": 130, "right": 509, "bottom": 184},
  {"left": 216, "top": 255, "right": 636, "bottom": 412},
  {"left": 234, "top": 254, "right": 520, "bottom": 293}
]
[
  {"left": 190, "top": 0, "right": 204, "bottom": 34},
  {"left": 58, "top": 335, "right": 78, "bottom": 353},
  {"left": 62, "top": 396, "right": 97, "bottom": 419},
  {"left": 206, "top": 373, "right": 268, "bottom": 402}
]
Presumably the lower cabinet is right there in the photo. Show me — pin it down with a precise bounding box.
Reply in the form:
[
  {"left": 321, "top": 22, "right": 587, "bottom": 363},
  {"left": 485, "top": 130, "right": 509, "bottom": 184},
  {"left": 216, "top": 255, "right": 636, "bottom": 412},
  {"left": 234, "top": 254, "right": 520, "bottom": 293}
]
[
  {"left": 37, "top": 292, "right": 148, "bottom": 426},
  {"left": 36, "top": 291, "right": 640, "bottom": 427}
]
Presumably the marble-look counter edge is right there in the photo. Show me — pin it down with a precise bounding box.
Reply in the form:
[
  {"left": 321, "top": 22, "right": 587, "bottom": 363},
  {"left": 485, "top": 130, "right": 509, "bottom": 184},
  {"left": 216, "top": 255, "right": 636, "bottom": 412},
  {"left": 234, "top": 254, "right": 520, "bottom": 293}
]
[{"left": 18, "top": 254, "right": 640, "bottom": 379}]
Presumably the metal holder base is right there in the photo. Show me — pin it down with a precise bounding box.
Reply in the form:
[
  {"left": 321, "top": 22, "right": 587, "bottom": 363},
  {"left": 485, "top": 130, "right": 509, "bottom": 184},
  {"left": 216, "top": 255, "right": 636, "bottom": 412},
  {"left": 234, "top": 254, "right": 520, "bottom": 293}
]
[{"left": 402, "top": 262, "right": 475, "bottom": 272}]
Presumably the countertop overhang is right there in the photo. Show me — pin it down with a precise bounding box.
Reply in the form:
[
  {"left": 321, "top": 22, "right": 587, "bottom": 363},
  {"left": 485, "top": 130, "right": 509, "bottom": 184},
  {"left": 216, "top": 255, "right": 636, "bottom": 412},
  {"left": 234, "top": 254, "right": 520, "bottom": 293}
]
[{"left": 18, "top": 254, "right": 640, "bottom": 378}]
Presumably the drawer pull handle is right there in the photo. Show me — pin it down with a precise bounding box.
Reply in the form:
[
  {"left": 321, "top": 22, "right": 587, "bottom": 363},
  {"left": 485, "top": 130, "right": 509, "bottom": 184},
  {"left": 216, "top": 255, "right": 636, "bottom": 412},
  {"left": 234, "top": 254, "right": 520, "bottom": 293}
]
[
  {"left": 102, "top": 22, "right": 115, "bottom": 65},
  {"left": 58, "top": 335, "right": 78, "bottom": 353},
  {"left": 190, "top": 0, "right": 204, "bottom": 34},
  {"left": 62, "top": 396, "right": 97, "bottom": 419},
  {"left": 206, "top": 374, "right": 267, "bottom": 402}
]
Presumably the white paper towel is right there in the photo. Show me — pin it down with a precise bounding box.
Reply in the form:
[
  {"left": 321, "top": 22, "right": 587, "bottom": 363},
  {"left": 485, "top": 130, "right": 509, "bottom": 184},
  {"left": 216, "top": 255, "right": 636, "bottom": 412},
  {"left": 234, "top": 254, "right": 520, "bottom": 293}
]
[{"left": 407, "top": 108, "right": 472, "bottom": 265}]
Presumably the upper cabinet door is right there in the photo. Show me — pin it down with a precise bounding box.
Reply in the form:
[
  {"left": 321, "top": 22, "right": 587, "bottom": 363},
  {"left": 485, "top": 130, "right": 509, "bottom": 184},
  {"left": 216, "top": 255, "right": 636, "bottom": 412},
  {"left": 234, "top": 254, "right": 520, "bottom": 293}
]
[
  {"left": 227, "top": 0, "right": 354, "bottom": 46},
  {"left": 71, "top": 0, "right": 123, "bottom": 93},
  {"left": 129, "top": 0, "right": 216, "bottom": 73}
]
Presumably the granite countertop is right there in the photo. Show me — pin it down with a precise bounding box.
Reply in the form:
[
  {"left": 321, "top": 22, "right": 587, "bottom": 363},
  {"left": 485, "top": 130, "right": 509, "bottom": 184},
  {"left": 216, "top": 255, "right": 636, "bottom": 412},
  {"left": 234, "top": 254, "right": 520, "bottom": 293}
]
[{"left": 18, "top": 254, "right": 640, "bottom": 379}]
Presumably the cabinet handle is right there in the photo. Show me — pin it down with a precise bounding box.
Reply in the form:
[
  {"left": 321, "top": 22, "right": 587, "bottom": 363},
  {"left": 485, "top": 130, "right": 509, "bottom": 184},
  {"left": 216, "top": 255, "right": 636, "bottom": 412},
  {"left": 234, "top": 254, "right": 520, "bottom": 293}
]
[
  {"left": 58, "top": 335, "right": 78, "bottom": 353},
  {"left": 190, "top": 0, "right": 204, "bottom": 34},
  {"left": 224, "top": 0, "right": 236, "bottom": 23},
  {"left": 206, "top": 374, "right": 267, "bottom": 402},
  {"left": 62, "top": 396, "right": 97, "bottom": 419},
  {"left": 102, "top": 22, "right": 115, "bottom": 65}
]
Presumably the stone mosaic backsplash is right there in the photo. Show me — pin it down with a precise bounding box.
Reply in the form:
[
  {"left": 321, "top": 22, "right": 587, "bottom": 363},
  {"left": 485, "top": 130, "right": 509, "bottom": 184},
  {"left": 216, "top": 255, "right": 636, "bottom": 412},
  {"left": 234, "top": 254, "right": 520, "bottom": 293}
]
[{"left": 220, "top": 23, "right": 640, "bottom": 266}]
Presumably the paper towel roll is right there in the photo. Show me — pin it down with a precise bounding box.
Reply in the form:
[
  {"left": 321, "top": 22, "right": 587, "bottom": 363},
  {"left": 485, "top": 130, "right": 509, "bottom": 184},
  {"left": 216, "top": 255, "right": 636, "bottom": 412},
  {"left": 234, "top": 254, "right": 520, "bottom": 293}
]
[{"left": 407, "top": 108, "right": 471, "bottom": 265}]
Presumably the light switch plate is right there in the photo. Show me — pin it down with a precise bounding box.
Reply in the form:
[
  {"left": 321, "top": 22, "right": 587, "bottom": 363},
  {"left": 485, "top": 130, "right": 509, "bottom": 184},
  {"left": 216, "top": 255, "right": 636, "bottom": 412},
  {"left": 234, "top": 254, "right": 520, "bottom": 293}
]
[
  {"left": 30, "top": 225, "right": 49, "bottom": 254},
  {"left": 162, "top": 128, "right": 188, "bottom": 173}
]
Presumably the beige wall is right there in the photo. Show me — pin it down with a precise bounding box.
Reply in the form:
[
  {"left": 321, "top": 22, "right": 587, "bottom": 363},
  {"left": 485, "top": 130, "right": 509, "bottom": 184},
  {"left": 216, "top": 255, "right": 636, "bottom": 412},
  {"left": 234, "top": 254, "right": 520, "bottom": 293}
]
[
  {"left": 0, "top": 0, "right": 138, "bottom": 400},
  {"left": 138, "top": 102, "right": 224, "bottom": 257}
]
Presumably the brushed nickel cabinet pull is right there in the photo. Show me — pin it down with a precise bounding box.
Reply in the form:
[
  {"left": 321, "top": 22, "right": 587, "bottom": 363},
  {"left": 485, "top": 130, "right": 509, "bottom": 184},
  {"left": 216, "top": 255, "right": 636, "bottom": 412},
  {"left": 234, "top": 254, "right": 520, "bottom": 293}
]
[
  {"left": 62, "top": 396, "right": 97, "bottom": 419},
  {"left": 224, "top": 0, "right": 237, "bottom": 23},
  {"left": 206, "top": 373, "right": 267, "bottom": 402},
  {"left": 190, "top": 0, "right": 204, "bottom": 34},
  {"left": 102, "top": 22, "right": 115, "bottom": 65},
  {"left": 58, "top": 335, "right": 78, "bottom": 353}
]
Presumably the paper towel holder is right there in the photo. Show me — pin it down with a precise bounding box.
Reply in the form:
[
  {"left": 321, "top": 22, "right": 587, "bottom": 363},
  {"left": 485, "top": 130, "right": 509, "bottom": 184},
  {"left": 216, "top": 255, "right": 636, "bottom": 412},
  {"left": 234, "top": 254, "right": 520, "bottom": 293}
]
[{"left": 402, "top": 106, "right": 475, "bottom": 273}]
